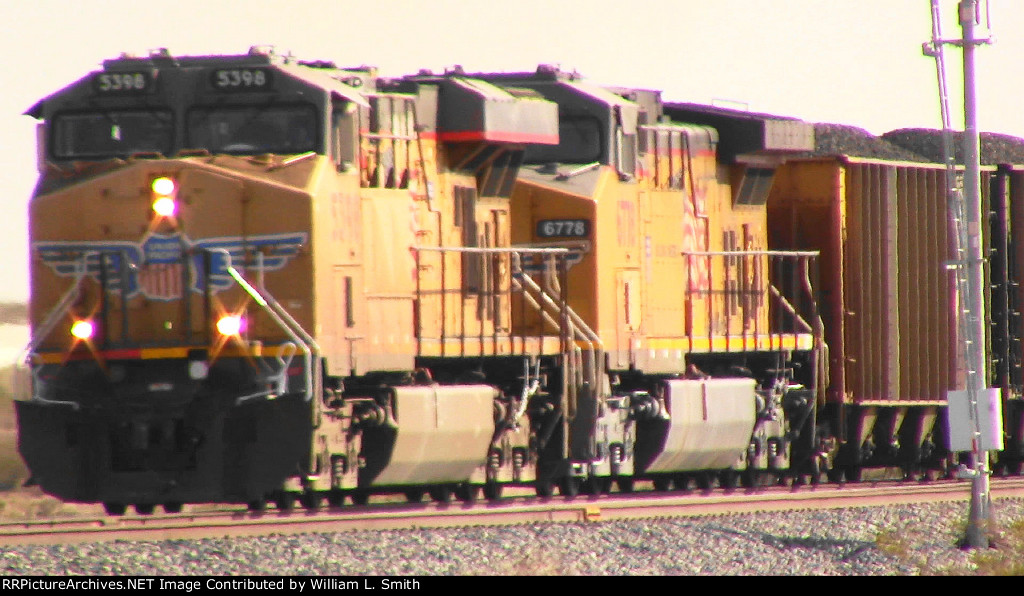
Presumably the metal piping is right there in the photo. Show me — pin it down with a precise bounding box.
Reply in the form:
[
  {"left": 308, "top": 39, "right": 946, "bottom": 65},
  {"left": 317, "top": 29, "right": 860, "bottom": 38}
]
[
  {"left": 213, "top": 248, "right": 321, "bottom": 404},
  {"left": 22, "top": 251, "right": 95, "bottom": 363}
]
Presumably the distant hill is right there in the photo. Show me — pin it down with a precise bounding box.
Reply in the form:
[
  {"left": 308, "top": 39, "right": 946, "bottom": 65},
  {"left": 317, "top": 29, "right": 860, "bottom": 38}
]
[{"left": 0, "top": 304, "right": 27, "bottom": 326}]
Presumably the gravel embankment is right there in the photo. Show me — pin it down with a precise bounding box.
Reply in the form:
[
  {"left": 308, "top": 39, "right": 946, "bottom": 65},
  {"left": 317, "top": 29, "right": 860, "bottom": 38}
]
[{"left": 1, "top": 499, "right": 1021, "bottom": 576}]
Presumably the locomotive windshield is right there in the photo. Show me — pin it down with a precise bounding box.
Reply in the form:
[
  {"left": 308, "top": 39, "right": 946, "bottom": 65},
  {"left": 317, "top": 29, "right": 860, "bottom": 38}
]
[
  {"left": 523, "top": 115, "right": 603, "bottom": 165},
  {"left": 50, "top": 109, "right": 173, "bottom": 160},
  {"left": 186, "top": 104, "right": 318, "bottom": 155}
]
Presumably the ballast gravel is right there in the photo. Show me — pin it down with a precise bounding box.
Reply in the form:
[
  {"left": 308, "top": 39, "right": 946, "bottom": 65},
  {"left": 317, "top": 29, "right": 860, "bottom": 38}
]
[{"left": 1, "top": 500, "right": 1021, "bottom": 576}]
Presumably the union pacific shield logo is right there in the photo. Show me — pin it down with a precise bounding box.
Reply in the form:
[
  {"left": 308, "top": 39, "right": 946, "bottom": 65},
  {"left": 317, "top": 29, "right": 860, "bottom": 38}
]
[
  {"left": 138, "top": 234, "right": 185, "bottom": 300},
  {"left": 34, "top": 231, "right": 308, "bottom": 301}
]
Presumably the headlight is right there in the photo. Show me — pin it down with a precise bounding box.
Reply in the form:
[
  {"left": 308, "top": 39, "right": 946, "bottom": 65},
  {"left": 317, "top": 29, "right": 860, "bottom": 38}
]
[
  {"left": 216, "top": 315, "right": 244, "bottom": 336},
  {"left": 152, "top": 196, "right": 176, "bottom": 217},
  {"left": 151, "top": 176, "right": 178, "bottom": 217},
  {"left": 151, "top": 176, "right": 176, "bottom": 196},
  {"left": 70, "top": 320, "right": 95, "bottom": 340}
]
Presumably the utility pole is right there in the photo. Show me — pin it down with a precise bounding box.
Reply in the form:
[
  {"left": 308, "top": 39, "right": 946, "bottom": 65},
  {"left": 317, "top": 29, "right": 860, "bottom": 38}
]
[
  {"left": 959, "top": 0, "right": 995, "bottom": 549},
  {"left": 926, "top": 0, "right": 999, "bottom": 550}
]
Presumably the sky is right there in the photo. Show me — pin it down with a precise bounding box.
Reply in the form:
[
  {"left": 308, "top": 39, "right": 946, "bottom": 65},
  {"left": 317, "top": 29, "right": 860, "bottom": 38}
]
[{"left": 1, "top": 0, "right": 1021, "bottom": 303}]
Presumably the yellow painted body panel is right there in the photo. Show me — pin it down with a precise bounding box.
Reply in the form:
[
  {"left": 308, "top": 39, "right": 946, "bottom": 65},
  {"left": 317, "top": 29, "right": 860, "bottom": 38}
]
[
  {"left": 29, "top": 158, "right": 315, "bottom": 352},
  {"left": 29, "top": 136, "right": 544, "bottom": 377},
  {"left": 509, "top": 139, "right": 806, "bottom": 375}
]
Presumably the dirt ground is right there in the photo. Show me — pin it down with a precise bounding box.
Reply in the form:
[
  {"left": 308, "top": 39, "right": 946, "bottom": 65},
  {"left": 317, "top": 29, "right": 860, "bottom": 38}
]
[{"left": 0, "top": 428, "right": 101, "bottom": 520}]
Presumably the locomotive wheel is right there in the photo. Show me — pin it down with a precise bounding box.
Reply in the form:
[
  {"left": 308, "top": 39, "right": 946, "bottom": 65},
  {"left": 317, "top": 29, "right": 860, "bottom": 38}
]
[
  {"left": 904, "top": 467, "right": 925, "bottom": 482},
  {"left": 103, "top": 502, "right": 127, "bottom": 516},
  {"left": 535, "top": 479, "right": 555, "bottom": 498},
  {"left": 134, "top": 503, "right": 156, "bottom": 515},
  {"left": 583, "top": 477, "right": 608, "bottom": 496},
  {"left": 826, "top": 468, "right": 846, "bottom": 484},
  {"left": 674, "top": 474, "right": 692, "bottom": 492},
  {"left": 483, "top": 482, "right": 504, "bottom": 500},
  {"left": 247, "top": 499, "right": 267, "bottom": 512},
  {"left": 558, "top": 477, "right": 580, "bottom": 497},
  {"left": 300, "top": 491, "right": 323, "bottom": 510},
  {"left": 695, "top": 473, "right": 713, "bottom": 491},
  {"left": 455, "top": 484, "right": 479, "bottom": 503},
  {"left": 163, "top": 502, "right": 183, "bottom": 514},
  {"left": 404, "top": 489, "right": 425, "bottom": 503},
  {"left": 740, "top": 469, "right": 760, "bottom": 489},
  {"left": 719, "top": 470, "right": 739, "bottom": 490},
  {"left": 844, "top": 466, "right": 863, "bottom": 483},
  {"left": 615, "top": 477, "right": 635, "bottom": 493},
  {"left": 429, "top": 485, "right": 453, "bottom": 503},
  {"left": 652, "top": 476, "right": 673, "bottom": 492},
  {"left": 350, "top": 490, "right": 370, "bottom": 506},
  {"left": 809, "top": 460, "right": 823, "bottom": 485},
  {"left": 327, "top": 490, "right": 346, "bottom": 507},
  {"left": 275, "top": 493, "right": 296, "bottom": 511}
]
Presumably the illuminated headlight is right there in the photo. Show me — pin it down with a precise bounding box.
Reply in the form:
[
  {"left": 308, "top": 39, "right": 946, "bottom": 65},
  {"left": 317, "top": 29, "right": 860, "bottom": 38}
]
[
  {"left": 151, "top": 176, "right": 178, "bottom": 217},
  {"left": 216, "top": 315, "right": 244, "bottom": 336},
  {"left": 151, "top": 176, "right": 176, "bottom": 196},
  {"left": 70, "top": 320, "right": 94, "bottom": 340},
  {"left": 152, "top": 196, "right": 177, "bottom": 217}
]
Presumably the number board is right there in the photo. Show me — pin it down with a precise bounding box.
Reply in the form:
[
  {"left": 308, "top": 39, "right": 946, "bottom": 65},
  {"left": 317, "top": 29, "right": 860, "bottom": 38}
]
[
  {"left": 92, "top": 71, "right": 154, "bottom": 95},
  {"left": 536, "top": 219, "right": 590, "bottom": 238},
  {"left": 211, "top": 68, "right": 273, "bottom": 91}
]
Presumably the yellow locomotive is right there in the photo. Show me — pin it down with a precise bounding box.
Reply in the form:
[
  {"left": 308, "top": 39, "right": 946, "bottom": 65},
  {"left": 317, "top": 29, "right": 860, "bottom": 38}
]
[{"left": 17, "top": 51, "right": 823, "bottom": 512}]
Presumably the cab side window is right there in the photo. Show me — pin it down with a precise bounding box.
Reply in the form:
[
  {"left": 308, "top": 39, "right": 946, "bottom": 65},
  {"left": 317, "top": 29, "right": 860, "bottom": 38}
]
[{"left": 332, "top": 101, "right": 358, "bottom": 171}]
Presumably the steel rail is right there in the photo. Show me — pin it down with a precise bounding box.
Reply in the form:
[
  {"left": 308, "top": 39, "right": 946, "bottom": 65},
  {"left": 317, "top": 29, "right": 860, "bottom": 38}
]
[{"left": 2, "top": 478, "right": 1023, "bottom": 546}]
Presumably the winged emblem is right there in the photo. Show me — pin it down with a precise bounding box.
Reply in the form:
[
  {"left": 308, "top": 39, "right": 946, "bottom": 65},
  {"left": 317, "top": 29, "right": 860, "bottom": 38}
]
[{"left": 34, "top": 231, "right": 308, "bottom": 301}]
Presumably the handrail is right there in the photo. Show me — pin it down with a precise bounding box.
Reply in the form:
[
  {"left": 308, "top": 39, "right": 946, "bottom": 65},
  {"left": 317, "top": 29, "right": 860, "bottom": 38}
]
[
  {"left": 414, "top": 246, "right": 571, "bottom": 255},
  {"left": 682, "top": 249, "right": 821, "bottom": 257},
  {"left": 414, "top": 244, "right": 600, "bottom": 422},
  {"left": 800, "top": 256, "right": 829, "bottom": 405},
  {"left": 516, "top": 253, "right": 603, "bottom": 377},
  {"left": 767, "top": 286, "right": 814, "bottom": 333},
  {"left": 682, "top": 248, "right": 821, "bottom": 341},
  {"left": 510, "top": 251, "right": 604, "bottom": 419},
  {"left": 212, "top": 249, "right": 321, "bottom": 405},
  {"left": 22, "top": 251, "right": 95, "bottom": 363},
  {"left": 21, "top": 251, "right": 96, "bottom": 409}
]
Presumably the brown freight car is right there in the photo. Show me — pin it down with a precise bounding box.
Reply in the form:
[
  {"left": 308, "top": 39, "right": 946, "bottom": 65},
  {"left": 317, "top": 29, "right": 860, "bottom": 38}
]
[{"left": 767, "top": 149, "right": 1024, "bottom": 478}]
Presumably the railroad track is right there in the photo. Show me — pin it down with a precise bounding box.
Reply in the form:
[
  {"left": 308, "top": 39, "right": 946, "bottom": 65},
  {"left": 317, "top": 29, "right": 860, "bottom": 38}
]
[{"left": 4, "top": 478, "right": 1024, "bottom": 546}]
